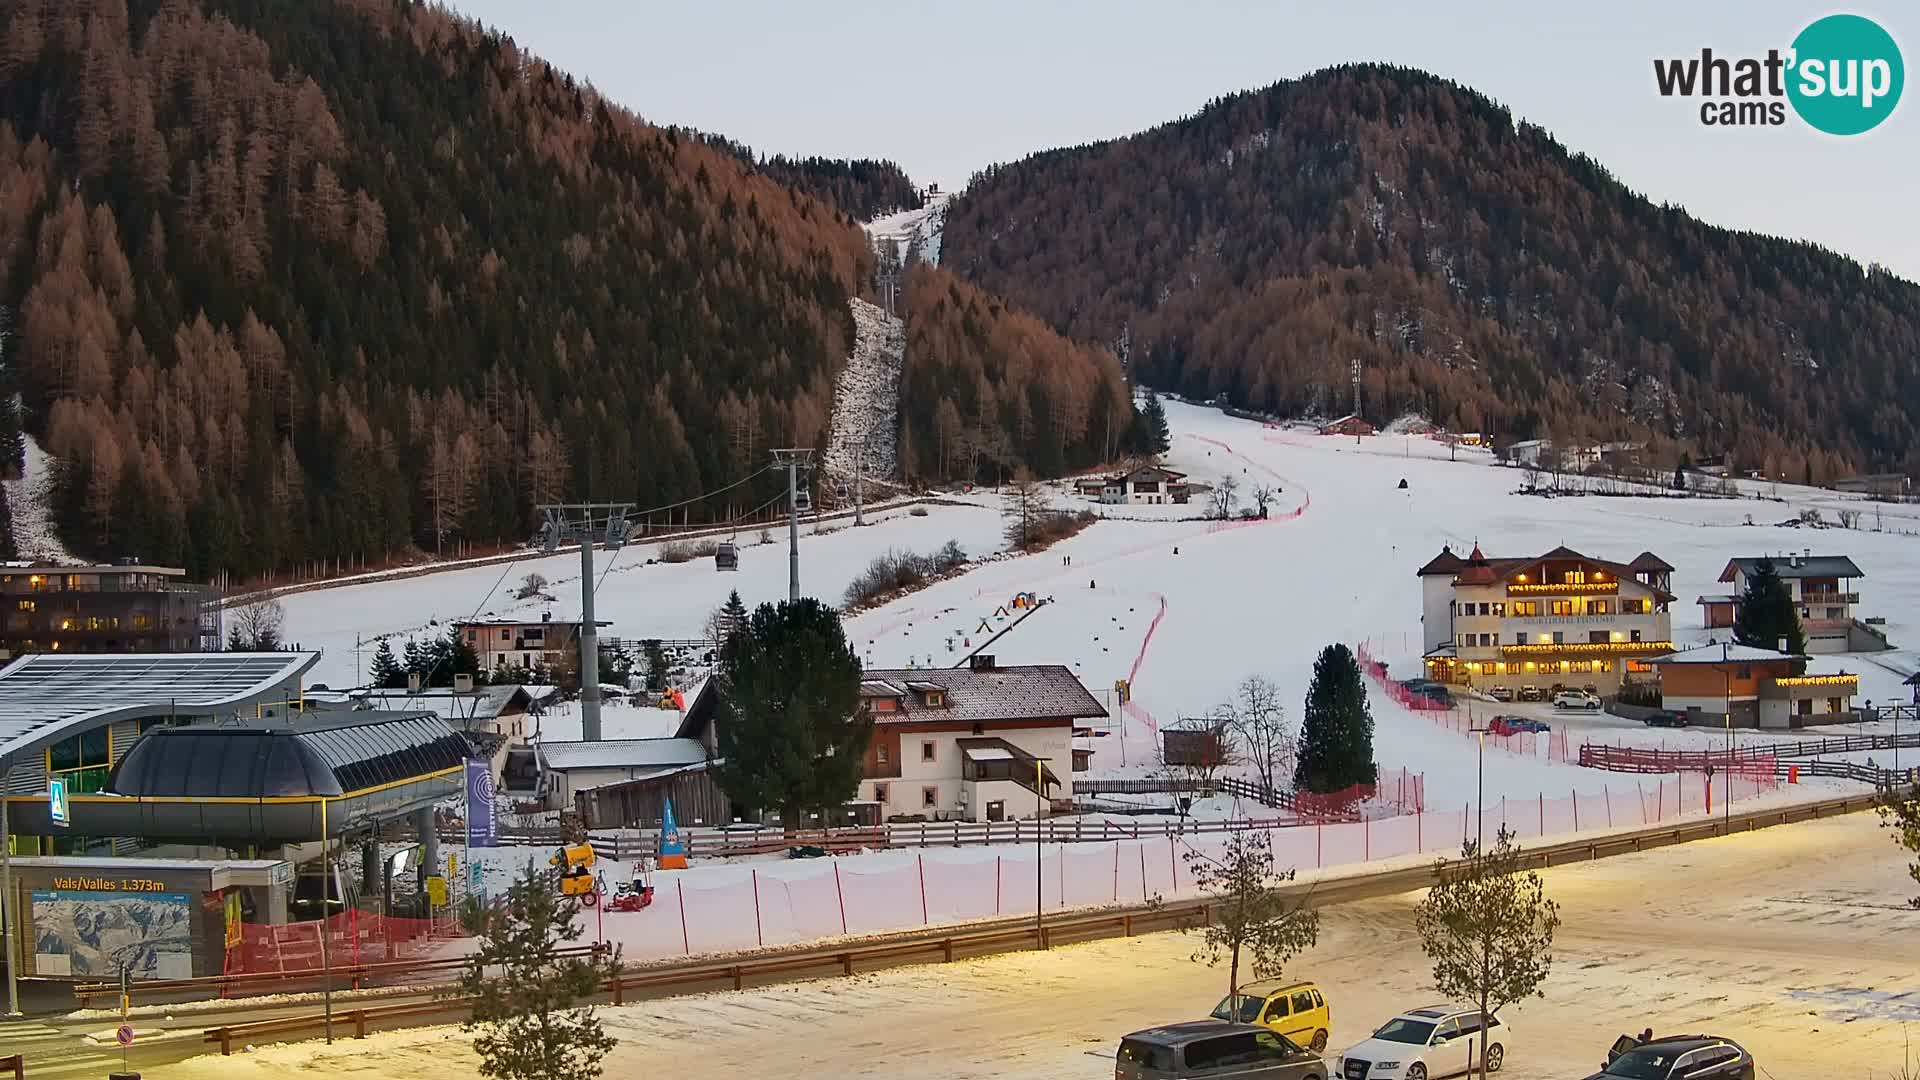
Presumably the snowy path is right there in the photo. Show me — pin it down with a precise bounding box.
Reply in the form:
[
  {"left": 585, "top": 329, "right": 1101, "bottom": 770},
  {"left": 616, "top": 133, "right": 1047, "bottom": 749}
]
[
  {"left": 1, "top": 432, "right": 79, "bottom": 563},
  {"left": 823, "top": 298, "right": 905, "bottom": 488},
  {"left": 159, "top": 813, "right": 1916, "bottom": 1080}
]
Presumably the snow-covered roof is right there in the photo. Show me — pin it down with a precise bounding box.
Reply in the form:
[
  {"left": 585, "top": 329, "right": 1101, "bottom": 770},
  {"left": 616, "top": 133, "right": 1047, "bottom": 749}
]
[
  {"left": 961, "top": 746, "right": 1015, "bottom": 761},
  {"left": 1648, "top": 643, "right": 1804, "bottom": 665},
  {"left": 536, "top": 737, "right": 708, "bottom": 772},
  {"left": 1719, "top": 556, "right": 1864, "bottom": 581},
  {"left": 1695, "top": 595, "right": 1739, "bottom": 605}
]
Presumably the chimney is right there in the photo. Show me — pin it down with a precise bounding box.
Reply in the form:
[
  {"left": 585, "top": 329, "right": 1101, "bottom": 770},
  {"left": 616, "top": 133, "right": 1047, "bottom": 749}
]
[
  {"left": 407, "top": 671, "right": 423, "bottom": 692},
  {"left": 970, "top": 654, "right": 997, "bottom": 672},
  {"left": 454, "top": 673, "right": 474, "bottom": 693}
]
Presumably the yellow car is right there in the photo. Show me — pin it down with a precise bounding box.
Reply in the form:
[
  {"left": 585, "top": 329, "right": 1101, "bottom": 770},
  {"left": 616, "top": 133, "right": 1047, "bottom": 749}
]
[{"left": 1210, "top": 980, "right": 1332, "bottom": 1053}]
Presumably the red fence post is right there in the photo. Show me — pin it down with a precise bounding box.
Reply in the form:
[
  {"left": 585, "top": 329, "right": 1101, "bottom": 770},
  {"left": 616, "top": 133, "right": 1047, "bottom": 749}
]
[
  {"left": 1571, "top": 789, "right": 1579, "bottom": 832},
  {"left": 1138, "top": 844, "right": 1149, "bottom": 903},
  {"left": 994, "top": 856, "right": 1002, "bottom": 915},
  {"left": 1112, "top": 844, "right": 1120, "bottom": 901},
  {"left": 917, "top": 854, "right": 929, "bottom": 925},
  {"left": 1538, "top": 792, "right": 1545, "bottom": 835}
]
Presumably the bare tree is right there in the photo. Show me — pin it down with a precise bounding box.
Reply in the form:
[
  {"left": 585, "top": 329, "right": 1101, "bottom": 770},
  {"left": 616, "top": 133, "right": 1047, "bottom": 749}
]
[
  {"left": 514, "top": 572, "right": 551, "bottom": 600},
  {"left": 1520, "top": 461, "right": 1543, "bottom": 493},
  {"left": 1250, "top": 483, "right": 1276, "bottom": 519},
  {"left": 1209, "top": 473, "right": 1240, "bottom": 520},
  {"left": 229, "top": 597, "right": 286, "bottom": 650},
  {"left": 1181, "top": 830, "right": 1321, "bottom": 1040},
  {"left": 1416, "top": 828, "right": 1561, "bottom": 1079},
  {"left": 1001, "top": 471, "right": 1053, "bottom": 549},
  {"left": 1220, "top": 676, "right": 1294, "bottom": 801}
]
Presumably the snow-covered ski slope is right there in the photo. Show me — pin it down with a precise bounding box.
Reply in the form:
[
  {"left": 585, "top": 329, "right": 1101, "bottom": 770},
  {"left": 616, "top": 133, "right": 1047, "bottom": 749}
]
[
  {"left": 822, "top": 297, "right": 905, "bottom": 485},
  {"left": 281, "top": 399, "right": 1920, "bottom": 806},
  {"left": 865, "top": 191, "right": 948, "bottom": 265},
  {"left": 1, "top": 432, "right": 80, "bottom": 564}
]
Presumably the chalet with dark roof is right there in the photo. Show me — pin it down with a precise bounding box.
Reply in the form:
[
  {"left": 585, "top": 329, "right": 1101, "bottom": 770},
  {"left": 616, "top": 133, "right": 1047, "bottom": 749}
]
[{"left": 855, "top": 654, "right": 1105, "bottom": 822}]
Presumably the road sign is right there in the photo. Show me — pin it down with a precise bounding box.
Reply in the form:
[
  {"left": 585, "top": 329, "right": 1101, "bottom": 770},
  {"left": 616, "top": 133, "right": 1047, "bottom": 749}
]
[
  {"left": 48, "top": 778, "right": 68, "bottom": 827},
  {"left": 116, "top": 1024, "right": 135, "bottom": 1046},
  {"left": 425, "top": 875, "right": 448, "bottom": 907},
  {"left": 447, "top": 852, "right": 458, "bottom": 880}
]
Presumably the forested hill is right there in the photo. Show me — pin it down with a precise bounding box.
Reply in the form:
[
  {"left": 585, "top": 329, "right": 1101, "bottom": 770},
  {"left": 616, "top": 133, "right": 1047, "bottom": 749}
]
[
  {"left": 684, "top": 131, "right": 924, "bottom": 220},
  {"left": 0, "top": 0, "right": 1126, "bottom": 582},
  {"left": 941, "top": 64, "right": 1920, "bottom": 481}
]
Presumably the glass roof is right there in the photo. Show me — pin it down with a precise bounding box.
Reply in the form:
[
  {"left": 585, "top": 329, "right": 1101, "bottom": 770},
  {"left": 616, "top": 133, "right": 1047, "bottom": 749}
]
[{"left": 110, "top": 712, "right": 471, "bottom": 798}]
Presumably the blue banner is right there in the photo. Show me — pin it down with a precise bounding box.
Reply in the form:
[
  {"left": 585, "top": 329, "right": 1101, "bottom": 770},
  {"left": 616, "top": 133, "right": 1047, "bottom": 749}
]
[{"left": 465, "top": 759, "right": 496, "bottom": 848}]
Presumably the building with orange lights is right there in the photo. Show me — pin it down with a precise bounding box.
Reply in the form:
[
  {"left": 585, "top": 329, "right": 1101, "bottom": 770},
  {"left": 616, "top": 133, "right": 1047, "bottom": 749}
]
[
  {"left": 1646, "top": 642, "right": 1859, "bottom": 728},
  {"left": 1416, "top": 544, "right": 1674, "bottom": 696}
]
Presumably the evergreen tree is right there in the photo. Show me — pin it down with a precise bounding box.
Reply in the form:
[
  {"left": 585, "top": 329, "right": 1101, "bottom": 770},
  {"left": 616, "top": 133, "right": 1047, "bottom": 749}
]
[
  {"left": 1129, "top": 390, "right": 1171, "bottom": 455},
  {"left": 710, "top": 598, "right": 871, "bottom": 826},
  {"left": 720, "top": 590, "right": 749, "bottom": 644},
  {"left": 442, "top": 625, "right": 481, "bottom": 687},
  {"left": 1294, "top": 643, "right": 1377, "bottom": 794},
  {"left": 369, "top": 638, "right": 406, "bottom": 689},
  {"left": 1732, "top": 557, "right": 1806, "bottom": 657},
  {"left": 642, "top": 639, "right": 669, "bottom": 693},
  {"left": 401, "top": 638, "right": 426, "bottom": 685},
  {"left": 457, "top": 860, "right": 621, "bottom": 1080},
  {"left": 1672, "top": 453, "right": 1689, "bottom": 491},
  {"left": 226, "top": 625, "right": 245, "bottom": 652}
]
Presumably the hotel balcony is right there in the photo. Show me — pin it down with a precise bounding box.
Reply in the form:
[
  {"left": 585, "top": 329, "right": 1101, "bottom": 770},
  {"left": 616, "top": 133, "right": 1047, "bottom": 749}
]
[
  {"left": 1498, "top": 640, "right": 1676, "bottom": 660},
  {"left": 1505, "top": 580, "right": 1619, "bottom": 596}
]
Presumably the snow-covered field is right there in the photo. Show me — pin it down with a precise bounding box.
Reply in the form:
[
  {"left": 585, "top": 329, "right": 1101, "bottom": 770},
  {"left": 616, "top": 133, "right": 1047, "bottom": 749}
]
[
  {"left": 865, "top": 191, "right": 949, "bottom": 266},
  {"left": 283, "top": 398, "right": 1920, "bottom": 812},
  {"left": 162, "top": 812, "right": 1919, "bottom": 1080},
  {"left": 822, "top": 297, "right": 906, "bottom": 486}
]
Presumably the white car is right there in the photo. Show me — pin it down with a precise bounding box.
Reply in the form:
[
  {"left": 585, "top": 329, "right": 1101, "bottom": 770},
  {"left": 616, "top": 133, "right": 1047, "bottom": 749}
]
[
  {"left": 1335, "top": 1006, "right": 1511, "bottom": 1079},
  {"left": 1552, "top": 690, "right": 1601, "bottom": 710}
]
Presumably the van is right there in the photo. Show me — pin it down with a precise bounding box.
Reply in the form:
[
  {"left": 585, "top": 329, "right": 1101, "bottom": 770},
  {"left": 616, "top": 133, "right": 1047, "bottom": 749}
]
[
  {"left": 1210, "top": 979, "right": 1333, "bottom": 1052},
  {"left": 1117, "top": 1021, "right": 1326, "bottom": 1080}
]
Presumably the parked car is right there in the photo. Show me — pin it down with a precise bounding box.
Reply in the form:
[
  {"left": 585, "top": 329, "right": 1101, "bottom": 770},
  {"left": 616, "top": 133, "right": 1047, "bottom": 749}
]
[
  {"left": 1489, "top": 715, "right": 1551, "bottom": 736},
  {"left": 1487, "top": 685, "right": 1514, "bottom": 702},
  {"left": 1336, "top": 1006, "right": 1510, "bottom": 1079},
  {"left": 1210, "top": 980, "right": 1333, "bottom": 1053},
  {"left": 1516, "top": 686, "right": 1544, "bottom": 702},
  {"left": 1584, "top": 1033, "right": 1754, "bottom": 1079},
  {"left": 1405, "top": 681, "right": 1455, "bottom": 706},
  {"left": 1553, "top": 689, "right": 1602, "bottom": 710},
  {"left": 1642, "top": 710, "right": 1690, "bottom": 728},
  {"left": 1117, "top": 1021, "right": 1326, "bottom": 1080}
]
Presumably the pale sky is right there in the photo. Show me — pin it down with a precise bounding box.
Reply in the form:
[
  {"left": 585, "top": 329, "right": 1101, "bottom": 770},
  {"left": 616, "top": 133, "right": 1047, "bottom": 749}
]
[{"left": 450, "top": 1, "right": 1918, "bottom": 281}]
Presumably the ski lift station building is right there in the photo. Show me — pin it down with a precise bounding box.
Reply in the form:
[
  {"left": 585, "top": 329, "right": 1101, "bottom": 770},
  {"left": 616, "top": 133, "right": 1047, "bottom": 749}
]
[{"left": 0, "top": 652, "right": 473, "bottom": 984}]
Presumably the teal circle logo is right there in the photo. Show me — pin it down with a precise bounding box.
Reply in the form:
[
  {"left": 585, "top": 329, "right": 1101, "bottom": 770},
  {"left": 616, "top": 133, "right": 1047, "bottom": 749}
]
[{"left": 1787, "top": 14, "right": 1904, "bottom": 135}]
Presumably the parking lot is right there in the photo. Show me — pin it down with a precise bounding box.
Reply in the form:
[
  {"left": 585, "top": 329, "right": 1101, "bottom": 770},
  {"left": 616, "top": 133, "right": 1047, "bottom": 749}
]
[{"left": 168, "top": 810, "right": 1918, "bottom": 1080}]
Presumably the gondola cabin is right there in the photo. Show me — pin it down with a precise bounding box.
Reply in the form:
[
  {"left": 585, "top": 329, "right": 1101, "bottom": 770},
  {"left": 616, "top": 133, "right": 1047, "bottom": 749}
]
[{"left": 714, "top": 542, "right": 739, "bottom": 571}]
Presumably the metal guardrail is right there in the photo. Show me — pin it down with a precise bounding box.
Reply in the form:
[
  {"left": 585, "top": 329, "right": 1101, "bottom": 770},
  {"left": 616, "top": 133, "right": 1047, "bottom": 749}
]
[
  {"left": 71, "top": 946, "right": 609, "bottom": 1010},
  {"left": 200, "top": 790, "right": 1884, "bottom": 1053}
]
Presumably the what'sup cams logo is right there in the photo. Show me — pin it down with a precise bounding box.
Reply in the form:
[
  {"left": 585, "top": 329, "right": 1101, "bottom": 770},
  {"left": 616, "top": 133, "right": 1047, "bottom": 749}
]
[{"left": 1654, "top": 13, "right": 1904, "bottom": 134}]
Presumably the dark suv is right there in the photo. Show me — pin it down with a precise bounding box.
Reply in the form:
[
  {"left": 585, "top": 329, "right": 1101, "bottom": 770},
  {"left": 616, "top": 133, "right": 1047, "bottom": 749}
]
[
  {"left": 1118, "top": 1021, "right": 1327, "bottom": 1080},
  {"left": 1641, "top": 710, "right": 1689, "bottom": 728},
  {"left": 1585, "top": 1034, "right": 1754, "bottom": 1079}
]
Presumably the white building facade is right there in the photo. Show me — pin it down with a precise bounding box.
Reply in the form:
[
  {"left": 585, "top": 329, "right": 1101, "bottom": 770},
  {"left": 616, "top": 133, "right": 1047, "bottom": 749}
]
[{"left": 1419, "top": 545, "right": 1676, "bottom": 696}]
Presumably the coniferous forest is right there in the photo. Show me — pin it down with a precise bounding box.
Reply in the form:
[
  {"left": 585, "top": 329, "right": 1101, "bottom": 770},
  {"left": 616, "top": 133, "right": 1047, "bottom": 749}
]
[
  {"left": 941, "top": 65, "right": 1920, "bottom": 481},
  {"left": 0, "top": 0, "right": 1125, "bottom": 580}
]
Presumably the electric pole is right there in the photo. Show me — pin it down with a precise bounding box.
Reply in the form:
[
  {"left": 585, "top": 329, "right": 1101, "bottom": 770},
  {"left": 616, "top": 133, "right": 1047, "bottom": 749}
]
[
  {"left": 535, "top": 503, "right": 634, "bottom": 742},
  {"left": 772, "top": 449, "right": 815, "bottom": 602},
  {"left": 1350, "top": 358, "right": 1363, "bottom": 445}
]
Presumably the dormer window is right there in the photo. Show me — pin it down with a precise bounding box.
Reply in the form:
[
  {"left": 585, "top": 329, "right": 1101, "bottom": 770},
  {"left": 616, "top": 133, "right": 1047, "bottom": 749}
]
[{"left": 922, "top": 690, "right": 943, "bottom": 707}]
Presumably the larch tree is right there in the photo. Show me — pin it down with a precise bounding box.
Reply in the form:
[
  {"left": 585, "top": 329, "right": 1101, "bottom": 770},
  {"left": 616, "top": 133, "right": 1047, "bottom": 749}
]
[
  {"left": 1181, "top": 829, "right": 1321, "bottom": 1035},
  {"left": 1416, "top": 828, "right": 1561, "bottom": 1079}
]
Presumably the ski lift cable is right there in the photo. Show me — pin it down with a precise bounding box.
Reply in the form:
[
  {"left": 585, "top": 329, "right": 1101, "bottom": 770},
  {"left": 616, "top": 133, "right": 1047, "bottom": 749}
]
[{"left": 625, "top": 463, "right": 779, "bottom": 519}]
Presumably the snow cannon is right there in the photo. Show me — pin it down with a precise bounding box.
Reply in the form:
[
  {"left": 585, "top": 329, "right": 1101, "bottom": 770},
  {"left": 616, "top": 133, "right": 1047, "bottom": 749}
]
[{"left": 551, "top": 841, "right": 600, "bottom": 905}]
